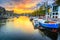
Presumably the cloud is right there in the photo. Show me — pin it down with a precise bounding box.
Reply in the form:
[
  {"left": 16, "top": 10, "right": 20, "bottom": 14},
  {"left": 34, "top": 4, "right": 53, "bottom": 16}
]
[
  {"left": 0, "top": 0, "right": 41, "bottom": 11},
  {"left": 0, "top": 0, "right": 14, "bottom": 10},
  {"left": 13, "top": 0, "right": 41, "bottom": 9},
  {"left": 0, "top": 0, "right": 54, "bottom": 13}
]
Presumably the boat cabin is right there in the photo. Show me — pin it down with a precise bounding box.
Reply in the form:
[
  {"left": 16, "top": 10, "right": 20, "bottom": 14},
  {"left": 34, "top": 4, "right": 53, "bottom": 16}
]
[{"left": 46, "top": 3, "right": 60, "bottom": 21}]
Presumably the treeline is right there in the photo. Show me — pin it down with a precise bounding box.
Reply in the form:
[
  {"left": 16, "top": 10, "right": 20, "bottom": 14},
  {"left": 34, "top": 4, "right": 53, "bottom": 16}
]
[
  {"left": 30, "top": 5, "right": 46, "bottom": 16},
  {"left": 0, "top": 7, "right": 6, "bottom": 15},
  {"left": 56, "top": 0, "right": 60, "bottom": 5}
]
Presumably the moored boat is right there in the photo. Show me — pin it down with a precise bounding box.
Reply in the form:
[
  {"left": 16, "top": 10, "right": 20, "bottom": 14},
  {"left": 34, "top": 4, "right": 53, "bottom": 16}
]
[
  {"left": 33, "top": 19, "right": 60, "bottom": 32},
  {"left": 39, "top": 21, "right": 59, "bottom": 32}
]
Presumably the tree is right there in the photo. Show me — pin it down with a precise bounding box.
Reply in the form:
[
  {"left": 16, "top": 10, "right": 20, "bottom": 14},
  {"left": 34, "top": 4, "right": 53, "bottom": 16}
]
[
  {"left": 31, "top": 5, "right": 46, "bottom": 16},
  {"left": 56, "top": 0, "right": 60, "bottom": 5},
  {"left": 0, "top": 7, "right": 6, "bottom": 15}
]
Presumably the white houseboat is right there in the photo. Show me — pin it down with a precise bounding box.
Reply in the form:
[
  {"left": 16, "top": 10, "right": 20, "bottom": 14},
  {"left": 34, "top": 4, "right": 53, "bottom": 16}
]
[
  {"left": 46, "top": 3, "right": 60, "bottom": 21},
  {"left": 33, "top": 3, "right": 60, "bottom": 32}
]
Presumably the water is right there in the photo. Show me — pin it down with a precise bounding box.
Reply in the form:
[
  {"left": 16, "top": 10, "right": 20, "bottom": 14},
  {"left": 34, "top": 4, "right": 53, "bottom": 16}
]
[{"left": 0, "top": 16, "right": 57, "bottom": 40}]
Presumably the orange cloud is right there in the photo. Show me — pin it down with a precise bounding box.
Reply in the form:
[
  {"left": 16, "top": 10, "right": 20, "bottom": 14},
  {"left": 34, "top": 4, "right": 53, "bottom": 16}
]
[
  {"left": 13, "top": 0, "right": 41, "bottom": 13},
  {"left": 14, "top": 8, "right": 34, "bottom": 14},
  {"left": 0, "top": 0, "right": 55, "bottom": 14},
  {"left": 0, "top": 0, "right": 41, "bottom": 13}
]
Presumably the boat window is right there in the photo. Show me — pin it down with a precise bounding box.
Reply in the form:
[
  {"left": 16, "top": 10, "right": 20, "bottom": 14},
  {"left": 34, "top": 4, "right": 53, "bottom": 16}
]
[
  {"left": 53, "top": 6, "right": 58, "bottom": 12},
  {"left": 55, "top": 16, "right": 58, "bottom": 18},
  {"left": 48, "top": 13, "right": 49, "bottom": 15},
  {"left": 53, "top": 13, "right": 55, "bottom": 15},
  {"left": 53, "top": 16, "right": 54, "bottom": 18},
  {"left": 56, "top": 13, "right": 58, "bottom": 15}
]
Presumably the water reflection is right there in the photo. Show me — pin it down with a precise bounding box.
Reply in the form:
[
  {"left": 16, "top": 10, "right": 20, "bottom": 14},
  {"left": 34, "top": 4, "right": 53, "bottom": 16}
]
[
  {"left": 0, "top": 19, "right": 6, "bottom": 27},
  {"left": 13, "top": 16, "right": 34, "bottom": 34},
  {"left": 0, "top": 16, "right": 51, "bottom": 40}
]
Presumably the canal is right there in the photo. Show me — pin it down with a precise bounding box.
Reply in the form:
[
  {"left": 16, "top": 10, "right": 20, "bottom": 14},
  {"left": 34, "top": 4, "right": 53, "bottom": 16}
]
[{"left": 0, "top": 16, "right": 59, "bottom": 40}]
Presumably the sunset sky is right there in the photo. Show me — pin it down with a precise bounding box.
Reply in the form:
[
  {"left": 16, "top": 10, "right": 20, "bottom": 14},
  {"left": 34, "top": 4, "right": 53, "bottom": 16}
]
[{"left": 0, "top": 0, "right": 54, "bottom": 13}]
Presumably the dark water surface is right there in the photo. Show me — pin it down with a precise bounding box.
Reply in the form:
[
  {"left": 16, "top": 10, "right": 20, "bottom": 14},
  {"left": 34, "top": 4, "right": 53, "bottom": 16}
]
[{"left": 0, "top": 16, "right": 59, "bottom": 40}]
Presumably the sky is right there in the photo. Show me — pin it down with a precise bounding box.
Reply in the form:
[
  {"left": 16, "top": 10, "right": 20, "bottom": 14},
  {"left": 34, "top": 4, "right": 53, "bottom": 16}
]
[{"left": 0, "top": 0, "right": 55, "bottom": 14}]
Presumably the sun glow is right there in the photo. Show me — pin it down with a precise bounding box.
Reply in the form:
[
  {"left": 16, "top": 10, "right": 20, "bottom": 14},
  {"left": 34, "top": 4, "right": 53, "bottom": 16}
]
[{"left": 14, "top": 8, "right": 34, "bottom": 14}]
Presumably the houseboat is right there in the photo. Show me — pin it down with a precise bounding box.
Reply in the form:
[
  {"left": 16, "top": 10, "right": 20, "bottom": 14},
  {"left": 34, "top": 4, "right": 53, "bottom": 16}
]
[{"left": 33, "top": 3, "right": 60, "bottom": 32}]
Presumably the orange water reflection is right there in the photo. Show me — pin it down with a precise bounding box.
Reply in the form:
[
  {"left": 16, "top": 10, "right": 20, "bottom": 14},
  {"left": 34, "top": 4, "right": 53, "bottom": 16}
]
[{"left": 13, "top": 16, "right": 34, "bottom": 34}]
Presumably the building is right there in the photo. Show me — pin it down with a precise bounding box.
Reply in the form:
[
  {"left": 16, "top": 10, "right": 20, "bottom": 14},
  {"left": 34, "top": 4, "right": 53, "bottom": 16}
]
[{"left": 46, "top": 3, "right": 60, "bottom": 21}]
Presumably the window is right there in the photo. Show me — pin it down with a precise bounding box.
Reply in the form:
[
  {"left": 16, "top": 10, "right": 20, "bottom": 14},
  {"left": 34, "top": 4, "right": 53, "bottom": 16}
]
[
  {"left": 53, "top": 16, "right": 54, "bottom": 18},
  {"left": 53, "top": 13, "right": 55, "bottom": 15},
  {"left": 53, "top": 6, "right": 58, "bottom": 12},
  {"left": 56, "top": 13, "right": 58, "bottom": 15},
  {"left": 55, "top": 16, "right": 58, "bottom": 18},
  {"left": 48, "top": 13, "right": 49, "bottom": 15}
]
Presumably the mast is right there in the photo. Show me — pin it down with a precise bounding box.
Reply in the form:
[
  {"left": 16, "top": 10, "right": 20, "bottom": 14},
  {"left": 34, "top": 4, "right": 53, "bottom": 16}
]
[{"left": 45, "top": 0, "right": 48, "bottom": 20}]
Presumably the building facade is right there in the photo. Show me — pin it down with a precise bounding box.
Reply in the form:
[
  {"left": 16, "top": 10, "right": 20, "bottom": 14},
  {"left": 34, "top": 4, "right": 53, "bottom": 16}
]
[{"left": 46, "top": 3, "right": 60, "bottom": 21}]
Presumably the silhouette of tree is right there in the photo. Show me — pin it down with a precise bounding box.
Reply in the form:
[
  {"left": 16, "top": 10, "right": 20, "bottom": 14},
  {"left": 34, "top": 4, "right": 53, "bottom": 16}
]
[
  {"left": 0, "top": 7, "right": 6, "bottom": 15},
  {"left": 56, "top": 0, "right": 60, "bottom": 5},
  {"left": 31, "top": 5, "right": 46, "bottom": 16}
]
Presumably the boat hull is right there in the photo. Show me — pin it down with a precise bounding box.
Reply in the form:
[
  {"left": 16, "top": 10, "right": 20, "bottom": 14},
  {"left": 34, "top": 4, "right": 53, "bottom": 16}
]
[
  {"left": 38, "top": 23, "right": 60, "bottom": 32},
  {"left": 39, "top": 23, "right": 59, "bottom": 29}
]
